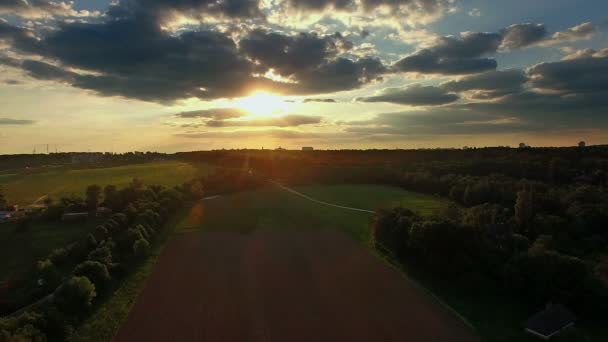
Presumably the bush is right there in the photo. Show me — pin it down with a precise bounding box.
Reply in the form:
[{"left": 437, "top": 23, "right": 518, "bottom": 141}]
[
  {"left": 37, "top": 259, "right": 61, "bottom": 291},
  {"left": 87, "top": 246, "right": 113, "bottom": 266},
  {"left": 53, "top": 276, "right": 96, "bottom": 315},
  {"left": 133, "top": 239, "right": 150, "bottom": 259},
  {"left": 0, "top": 311, "right": 47, "bottom": 342},
  {"left": 371, "top": 208, "right": 419, "bottom": 257},
  {"left": 74, "top": 261, "right": 111, "bottom": 292}
]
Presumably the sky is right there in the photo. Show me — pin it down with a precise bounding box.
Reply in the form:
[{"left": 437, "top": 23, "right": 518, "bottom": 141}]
[{"left": 0, "top": 0, "right": 607, "bottom": 153}]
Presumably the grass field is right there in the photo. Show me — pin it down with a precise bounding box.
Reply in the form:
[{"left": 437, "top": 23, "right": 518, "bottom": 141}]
[
  {"left": 177, "top": 183, "right": 448, "bottom": 244},
  {"left": 0, "top": 161, "right": 211, "bottom": 206}
]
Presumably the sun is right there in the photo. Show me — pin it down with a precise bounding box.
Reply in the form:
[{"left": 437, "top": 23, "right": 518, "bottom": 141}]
[{"left": 233, "top": 92, "right": 291, "bottom": 118}]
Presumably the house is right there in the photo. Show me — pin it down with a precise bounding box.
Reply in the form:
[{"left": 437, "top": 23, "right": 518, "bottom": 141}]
[
  {"left": 302, "top": 146, "right": 314, "bottom": 151},
  {"left": 525, "top": 304, "right": 575, "bottom": 340},
  {"left": 61, "top": 212, "right": 89, "bottom": 222}
]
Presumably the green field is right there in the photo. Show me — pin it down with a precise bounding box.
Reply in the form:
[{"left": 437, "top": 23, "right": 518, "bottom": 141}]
[
  {"left": 0, "top": 161, "right": 210, "bottom": 206},
  {"left": 177, "top": 183, "right": 448, "bottom": 243}
]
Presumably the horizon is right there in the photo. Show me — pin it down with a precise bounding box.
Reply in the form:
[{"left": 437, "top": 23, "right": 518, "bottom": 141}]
[{"left": 1, "top": 0, "right": 608, "bottom": 153}]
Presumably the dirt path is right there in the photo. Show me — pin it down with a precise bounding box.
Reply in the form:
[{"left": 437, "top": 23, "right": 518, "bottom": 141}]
[
  {"left": 269, "top": 180, "right": 375, "bottom": 213},
  {"left": 114, "top": 229, "right": 478, "bottom": 342}
]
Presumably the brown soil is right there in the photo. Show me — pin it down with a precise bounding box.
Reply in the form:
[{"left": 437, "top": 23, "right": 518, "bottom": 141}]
[{"left": 114, "top": 229, "right": 479, "bottom": 342}]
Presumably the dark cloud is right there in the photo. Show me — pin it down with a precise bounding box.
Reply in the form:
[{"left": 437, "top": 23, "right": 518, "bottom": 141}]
[
  {"left": 500, "top": 22, "right": 595, "bottom": 49},
  {"left": 393, "top": 22, "right": 596, "bottom": 75},
  {"left": 205, "top": 114, "right": 323, "bottom": 127},
  {"left": 0, "top": 15, "right": 384, "bottom": 101},
  {"left": 3, "top": 79, "right": 22, "bottom": 85},
  {"left": 0, "top": 18, "right": 286, "bottom": 102},
  {"left": 441, "top": 69, "right": 527, "bottom": 98},
  {"left": 288, "top": 57, "right": 386, "bottom": 94},
  {"left": 500, "top": 23, "right": 547, "bottom": 49},
  {"left": 108, "top": 0, "right": 263, "bottom": 21},
  {"left": 0, "top": 117, "right": 35, "bottom": 125},
  {"left": 0, "top": 0, "right": 96, "bottom": 18},
  {"left": 175, "top": 129, "right": 337, "bottom": 140},
  {"left": 21, "top": 60, "right": 76, "bottom": 81},
  {"left": 279, "top": 0, "right": 450, "bottom": 22},
  {"left": 562, "top": 48, "right": 608, "bottom": 60},
  {"left": 394, "top": 32, "right": 502, "bottom": 75},
  {"left": 240, "top": 29, "right": 353, "bottom": 76},
  {"left": 303, "top": 98, "right": 336, "bottom": 103},
  {"left": 549, "top": 22, "right": 595, "bottom": 44},
  {"left": 283, "top": 0, "right": 354, "bottom": 11},
  {"left": 528, "top": 56, "right": 608, "bottom": 94},
  {"left": 359, "top": 84, "right": 458, "bottom": 105},
  {"left": 175, "top": 108, "right": 246, "bottom": 120}
]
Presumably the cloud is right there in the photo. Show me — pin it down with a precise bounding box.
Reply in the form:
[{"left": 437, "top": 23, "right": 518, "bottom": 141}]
[
  {"left": 500, "top": 23, "right": 547, "bottom": 49},
  {"left": 205, "top": 114, "right": 323, "bottom": 127},
  {"left": 175, "top": 108, "right": 246, "bottom": 120},
  {"left": 175, "top": 129, "right": 339, "bottom": 140},
  {"left": 108, "top": 0, "right": 263, "bottom": 22},
  {"left": 303, "top": 98, "right": 336, "bottom": 103},
  {"left": 528, "top": 56, "right": 608, "bottom": 95},
  {"left": 278, "top": 0, "right": 452, "bottom": 26},
  {"left": 562, "top": 48, "right": 608, "bottom": 60},
  {"left": 441, "top": 69, "right": 528, "bottom": 98},
  {"left": 392, "top": 22, "right": 597, "bottom": 76},
  {"left": 239, "top": 29, "right": 387, "bottom": 94},
  {"left": 548, "top": 22, "right": 596, "bottom": 44},
  {"left": 3, "top": 79, "right": 22, "bottom": 85},
  {"left": 240, "top": 29, "right": 352, "bottom": 76},
  {"left": 0, "top": 0, "right": 98, "bottom": 19},
  {"left": 393, "top": 32, "right": 502, "bottom": 75},
  {"left": 359, "top": 84, "right": 458, "bottom": 105},
  {"left": 468, "top": 8, "right": 480, "bottom": 17},
  {"left": 500, "top": 22, "right": 596, "bottom": 50},
  {"left": 0, "top": 117, "right": 35, "bottom": 125}
]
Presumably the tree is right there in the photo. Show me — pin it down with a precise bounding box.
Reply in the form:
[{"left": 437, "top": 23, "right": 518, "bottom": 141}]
[
  {"left": 133, "top": 238, "right": 150, "bottom": 259},
  {"left": 103, "top": 185, "right": 120, "bottom": 210},
  {"left": 37, "top": 259, "right": 61, "bottom": 291},
  {"left": 88, "top": 245, "right": 113, "bottom": 266},
  {"left": 0, "top": 186, "right": 8, "bottom": 209},
  {"left": 514, "top": 188, "right": 534, "bottom": 228},
  {"left": 85, "top": 185, "right": 101, "bottom": 212},
  {"left": 53, "top": 276, "right": 96, "bottom": 315},
  {"left": 74, "top": 261, "right": 110, "bottom": 292}
]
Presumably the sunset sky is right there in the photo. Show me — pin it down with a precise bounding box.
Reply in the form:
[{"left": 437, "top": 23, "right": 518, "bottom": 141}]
[{"left": 0, "top": 0, "right": 607, "bottom": 153}]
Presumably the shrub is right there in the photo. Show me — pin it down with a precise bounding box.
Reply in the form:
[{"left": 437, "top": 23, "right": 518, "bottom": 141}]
[
  {"left": 37, "top": 259, "right": 61, "bottom": 291},
  {"left": 133, "top": 239, "right": 150, "bottom": 259},
  {"left": 87, "top": 246, "right": 112, "bottom": 266},
  {"left": 53, "top": 276, "right": 96, "bottom": 315},
  {"left": 74, "top": 261, "right": 111, "bottom": 292}
]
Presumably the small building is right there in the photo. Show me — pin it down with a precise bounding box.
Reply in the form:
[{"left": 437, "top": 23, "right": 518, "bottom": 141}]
[
  {"left": 61, "top": 212, "right": 89, "bottom": 222},
  {"left": 525, "top": 304, "right": 575, "bottom": 340},
  {"left": 302, "top": 146, "right": 314, "bottom": 151}
]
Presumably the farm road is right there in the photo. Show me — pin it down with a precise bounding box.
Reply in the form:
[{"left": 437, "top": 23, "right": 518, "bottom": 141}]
[{"left": 115, "top": 229, "right": 479, "bottom": 342}]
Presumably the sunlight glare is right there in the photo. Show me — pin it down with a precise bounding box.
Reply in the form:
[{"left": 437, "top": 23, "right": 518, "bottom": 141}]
[{"left": 234, "top": 92, "right": 291, "bottom": 117}]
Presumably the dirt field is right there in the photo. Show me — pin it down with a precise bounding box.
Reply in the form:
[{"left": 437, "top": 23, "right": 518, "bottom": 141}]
[{"left": 115, "top": 229, "right": 479, "bottom": 342}]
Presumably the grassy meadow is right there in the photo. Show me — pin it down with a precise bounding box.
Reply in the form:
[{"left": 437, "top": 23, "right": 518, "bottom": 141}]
[
  {"left": 0, "top": 161, "right": 211, "bottom": 206},
  {"left": 176, "top": 183, "right": 448, "bottom": 244}
]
